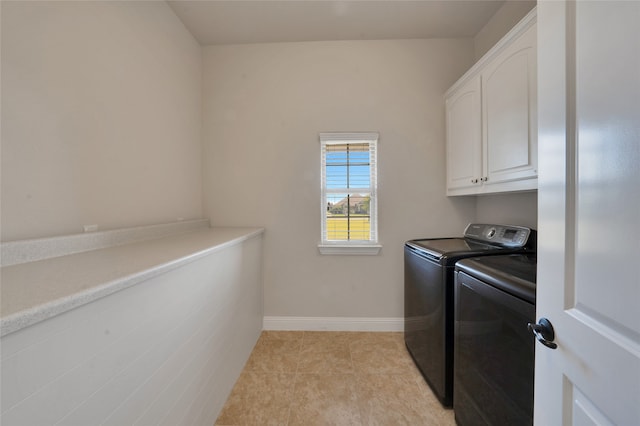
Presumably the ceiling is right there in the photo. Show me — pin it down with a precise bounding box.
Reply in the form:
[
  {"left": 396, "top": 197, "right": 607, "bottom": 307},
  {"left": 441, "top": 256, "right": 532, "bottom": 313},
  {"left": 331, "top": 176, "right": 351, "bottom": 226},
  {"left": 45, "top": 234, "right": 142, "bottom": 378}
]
[{"left": 167, "top": 0, "right": 506, "bottom": 46}]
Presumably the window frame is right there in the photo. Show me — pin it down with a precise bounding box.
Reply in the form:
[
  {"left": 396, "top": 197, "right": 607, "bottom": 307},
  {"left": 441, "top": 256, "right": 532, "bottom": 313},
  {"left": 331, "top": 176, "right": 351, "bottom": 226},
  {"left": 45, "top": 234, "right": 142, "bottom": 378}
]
[{"left": 318, "top": 132, "right": 381, "bottom": 255}]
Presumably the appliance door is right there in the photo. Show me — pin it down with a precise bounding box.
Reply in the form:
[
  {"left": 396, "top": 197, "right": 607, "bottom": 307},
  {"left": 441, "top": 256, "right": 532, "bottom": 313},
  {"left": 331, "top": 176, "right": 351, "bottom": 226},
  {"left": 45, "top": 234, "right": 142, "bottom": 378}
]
[
  {"left": 454, "top": 271, "right": 535, "bottom": 426},
  {"left": 404, "top": 244, "right": 453, "bottom": 406},
  {"left": 407, "top": 238, "right": 504, "bottom": 266}
]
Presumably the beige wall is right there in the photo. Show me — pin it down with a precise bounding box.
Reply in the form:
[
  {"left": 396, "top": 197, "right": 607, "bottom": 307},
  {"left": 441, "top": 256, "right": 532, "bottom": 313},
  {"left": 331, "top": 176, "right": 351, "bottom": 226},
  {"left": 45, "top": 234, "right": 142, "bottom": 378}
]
[
  {"left": 1, "top": 1, "right": 203, "bottom": 241},
  {"left": 1, "top": 0, "right": 539, "bottom": 320},
  {"left": 474, "top": 0, "right": 536, "bottom": 60},
  {"left": 475, "top": 192, "right": 537, "bottom": 230},
  {"left": 203, "top": 39, "right": 477, "bottom": 319}
]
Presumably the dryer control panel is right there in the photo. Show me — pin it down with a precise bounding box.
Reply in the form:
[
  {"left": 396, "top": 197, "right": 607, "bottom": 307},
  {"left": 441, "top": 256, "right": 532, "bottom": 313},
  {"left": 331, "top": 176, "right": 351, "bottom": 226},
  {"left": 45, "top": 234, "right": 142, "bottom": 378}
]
[{"left": 463, "top": 224, "right": 533, "bottom": 248}]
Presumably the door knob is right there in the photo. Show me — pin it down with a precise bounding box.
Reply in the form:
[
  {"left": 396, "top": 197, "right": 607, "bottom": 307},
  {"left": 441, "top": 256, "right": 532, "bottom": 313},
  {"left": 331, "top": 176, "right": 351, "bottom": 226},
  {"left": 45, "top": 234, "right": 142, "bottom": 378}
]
[{"left": 528, "top": 317, "right": 558, "bottom": 349}]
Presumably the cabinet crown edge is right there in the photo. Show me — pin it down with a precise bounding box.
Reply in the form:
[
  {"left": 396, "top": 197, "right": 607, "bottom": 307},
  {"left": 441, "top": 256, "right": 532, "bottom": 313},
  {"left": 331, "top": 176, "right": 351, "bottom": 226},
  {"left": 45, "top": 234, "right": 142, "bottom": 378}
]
[{"left": 445, "top": 6, "right": 537, "bottom": 99}]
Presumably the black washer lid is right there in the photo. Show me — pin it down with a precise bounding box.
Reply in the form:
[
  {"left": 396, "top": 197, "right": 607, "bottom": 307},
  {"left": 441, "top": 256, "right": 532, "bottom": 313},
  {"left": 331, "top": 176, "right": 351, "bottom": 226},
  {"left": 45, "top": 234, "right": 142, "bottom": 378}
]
[
  {"left": 456, "top": 254, "right": 537, "bottom": 303},
  {"left": 406, "top": 238, "right": 519, "bottom": 265},
  {"left": 409, "top": 238, "right": 494, "bottom": 253}
]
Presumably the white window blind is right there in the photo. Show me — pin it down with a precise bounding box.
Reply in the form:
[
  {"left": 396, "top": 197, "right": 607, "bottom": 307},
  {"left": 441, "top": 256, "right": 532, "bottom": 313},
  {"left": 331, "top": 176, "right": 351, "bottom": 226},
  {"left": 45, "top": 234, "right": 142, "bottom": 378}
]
[{"left": 319, "top": 132, "right": 379, "bottom": 254}]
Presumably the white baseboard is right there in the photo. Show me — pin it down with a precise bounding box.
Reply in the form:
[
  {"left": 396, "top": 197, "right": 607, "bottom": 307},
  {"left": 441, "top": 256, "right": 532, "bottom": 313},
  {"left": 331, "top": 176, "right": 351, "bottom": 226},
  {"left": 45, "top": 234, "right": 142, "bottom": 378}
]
[{"left": 263, "top": 316, "right": 404, "bottom": 332}]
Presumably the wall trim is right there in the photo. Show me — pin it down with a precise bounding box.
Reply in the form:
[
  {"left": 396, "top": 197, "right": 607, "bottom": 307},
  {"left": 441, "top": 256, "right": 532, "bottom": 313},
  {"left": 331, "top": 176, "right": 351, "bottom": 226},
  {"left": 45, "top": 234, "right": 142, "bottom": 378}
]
[{"left": 263, "top": 316, "right": 404, "bottom": 332}]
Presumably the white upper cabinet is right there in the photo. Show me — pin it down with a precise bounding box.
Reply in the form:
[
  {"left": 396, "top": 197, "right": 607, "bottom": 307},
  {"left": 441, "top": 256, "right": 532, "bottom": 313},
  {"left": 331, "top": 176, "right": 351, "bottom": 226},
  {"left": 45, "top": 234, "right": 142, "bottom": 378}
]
[
  {"left": 483, "top": 23, "right": 537, "bottom": 187},
  {"left": 446, "top": 8, "right": 537, "bottom": 196},
  {"left": 446, "top": 76, "right": 482, "bottom": 192}
]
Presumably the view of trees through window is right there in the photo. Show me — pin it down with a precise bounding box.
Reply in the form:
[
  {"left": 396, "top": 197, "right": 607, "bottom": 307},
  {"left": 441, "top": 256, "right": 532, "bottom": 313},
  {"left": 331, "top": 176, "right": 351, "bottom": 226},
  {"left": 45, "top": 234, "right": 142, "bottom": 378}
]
[{"left": 326, "top": 193, "right": 371, "bottom": 241}]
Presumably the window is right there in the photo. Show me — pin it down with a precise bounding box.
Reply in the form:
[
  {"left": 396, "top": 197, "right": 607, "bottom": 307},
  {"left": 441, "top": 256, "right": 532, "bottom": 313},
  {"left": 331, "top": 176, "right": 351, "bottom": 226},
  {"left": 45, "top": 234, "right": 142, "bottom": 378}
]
[{"left": 319, "top": 132, "right": 381, "bottom": 255}]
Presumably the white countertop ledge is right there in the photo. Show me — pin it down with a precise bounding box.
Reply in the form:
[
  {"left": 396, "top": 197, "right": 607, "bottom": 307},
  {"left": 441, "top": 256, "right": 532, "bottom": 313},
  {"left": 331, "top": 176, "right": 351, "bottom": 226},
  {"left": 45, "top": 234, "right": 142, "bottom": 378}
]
[{"left": 0, "top": 227, "right": 264, "bottom": 337}]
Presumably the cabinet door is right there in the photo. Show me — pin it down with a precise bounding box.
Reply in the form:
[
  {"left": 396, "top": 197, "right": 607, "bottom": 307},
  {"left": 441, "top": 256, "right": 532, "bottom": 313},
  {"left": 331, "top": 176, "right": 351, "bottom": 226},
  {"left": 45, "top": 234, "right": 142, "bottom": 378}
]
[
  {"left": 482, "top": 24, "right": 537, "bottom": 187},
  {"left": 445, "top": 76, "right": 481, "bottom": 193}
]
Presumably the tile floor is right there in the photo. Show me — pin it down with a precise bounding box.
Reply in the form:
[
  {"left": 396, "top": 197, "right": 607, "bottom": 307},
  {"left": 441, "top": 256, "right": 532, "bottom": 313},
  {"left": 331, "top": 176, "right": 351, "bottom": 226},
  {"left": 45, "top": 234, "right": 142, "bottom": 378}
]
[{"left": 215, "top": 331, "right": 455, "bottom": 426}]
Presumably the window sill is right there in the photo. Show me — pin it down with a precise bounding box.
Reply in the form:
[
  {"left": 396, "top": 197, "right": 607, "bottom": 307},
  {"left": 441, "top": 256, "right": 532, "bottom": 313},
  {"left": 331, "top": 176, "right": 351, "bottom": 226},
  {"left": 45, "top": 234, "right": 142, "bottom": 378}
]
[{"left": 317, "top": 244, "right": 382, "bottom": 256}]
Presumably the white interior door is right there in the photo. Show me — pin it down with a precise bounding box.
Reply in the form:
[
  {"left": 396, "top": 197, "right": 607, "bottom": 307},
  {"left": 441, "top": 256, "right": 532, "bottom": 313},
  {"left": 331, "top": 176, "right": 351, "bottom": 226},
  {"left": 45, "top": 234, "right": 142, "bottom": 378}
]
[{"left": 536, "top": 1, "right": 640, "bottom": 425}]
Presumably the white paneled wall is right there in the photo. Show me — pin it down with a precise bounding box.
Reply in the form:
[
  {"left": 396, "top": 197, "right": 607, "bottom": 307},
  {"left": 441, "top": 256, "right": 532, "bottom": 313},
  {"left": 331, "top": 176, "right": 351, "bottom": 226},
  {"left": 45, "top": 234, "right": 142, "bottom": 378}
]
[{"left": 0, "top": 234, "right": 263, "bottom": 425}]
